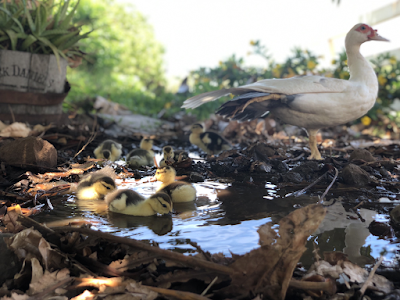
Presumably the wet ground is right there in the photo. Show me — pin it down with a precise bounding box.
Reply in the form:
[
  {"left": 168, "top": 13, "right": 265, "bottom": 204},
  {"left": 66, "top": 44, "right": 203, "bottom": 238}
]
[{"left": 1, "top": 116, "right": 400, "bottom": 298}]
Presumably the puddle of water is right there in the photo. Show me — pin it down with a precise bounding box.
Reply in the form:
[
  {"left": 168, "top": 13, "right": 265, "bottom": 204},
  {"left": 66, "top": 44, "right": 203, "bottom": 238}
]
[{"left": 33, "top": 176, "right": 398, "bottom": 268}]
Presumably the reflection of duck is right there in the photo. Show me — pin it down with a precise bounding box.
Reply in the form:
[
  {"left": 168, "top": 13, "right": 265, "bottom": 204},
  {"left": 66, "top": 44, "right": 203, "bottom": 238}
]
[
  {"left": 155, "top": 166, "right": 196, "bottom": 202},
  {"left": 108, "top": 213, "right": 173, "bottom": 236},
  {"left": 93, "top": 139, "right": 122, "bottom": 161},
  {"left": 189, "top": 123, "right": 231, "bottom": 155},
  {"left": 306, "top": 200, "right": 376, "bottom": 266},
  {"left": 105, "top": 189, "right": 172, "bottom": 216},
  {"left": 126, "top": 138, "right": 155, "bottom": 168},
  {"left": 77, "top": 166, "right": 116, "bottom": 200},
  {"left": 159, "top": 145, "right": 189, "bottom": 167}
]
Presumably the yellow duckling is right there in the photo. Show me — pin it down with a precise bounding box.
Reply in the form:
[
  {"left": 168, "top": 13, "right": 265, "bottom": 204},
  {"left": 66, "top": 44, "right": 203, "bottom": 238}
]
[
  {"left": 189, "top": 123, "right": 231, "bottom": 155},
  {"left": 105, "top": 189, "right": 173, "bottom": 216},
  {"left": 126, "top": 138, "right": 155, "bottom": 168},
  {"left": 77, "top": 166, "right": 117, "bottom": 200},
  {"left": 93, "top": 139, "right": 122, "bottom": 161},
  {"left": 159, "top": 145, "right": 189, "bottom": 167},
  {"left": 155, "top": 166, "right": 196, "bottom": 202}
]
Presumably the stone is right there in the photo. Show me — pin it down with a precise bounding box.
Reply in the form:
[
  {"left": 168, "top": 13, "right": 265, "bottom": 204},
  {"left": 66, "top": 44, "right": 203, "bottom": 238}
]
[
  {"left": 349, "top": 149, "right": 376, "bottom": 163},
  {"left": 341, "top": 163, "right": 371, "bottom": 186},
  {"left": 0, "top": 136, "right": 57, "bottom": 168}
]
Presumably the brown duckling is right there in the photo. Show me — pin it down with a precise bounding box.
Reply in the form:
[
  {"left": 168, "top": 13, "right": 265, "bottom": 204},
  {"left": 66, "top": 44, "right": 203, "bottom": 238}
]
[
  {"left": 155, "top": 166, "right": 196, "bottom": 202},
  {"left": 77, "top": 166, "right": 117, "bottom": 200},
  {"left": 189, "top": 123, "right": 231, "bottom": 155},
  {"left": 105, "top": 189, "right": 172, "bottom": 216},
  {"left": 126, "top": 138, "right": 155, "bottom": 168},
  {"left": 93, "top": 139, "right": 122, "bottom": 161},
  {"left": 159, "top": 145, "right": 189, "bottom": 167}
]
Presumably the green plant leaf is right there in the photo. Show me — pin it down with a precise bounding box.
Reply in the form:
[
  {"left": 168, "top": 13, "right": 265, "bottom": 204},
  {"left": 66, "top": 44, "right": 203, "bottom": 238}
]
[
  {"left": 41, "top": 29, "right": 70, "bottom": 37},
  {"left": 36, "top": 35, "right": 67, "bottom": 72},
  {"left": 24, "top": 6, "right": 36, "bottom": 33},
  {"left": 59, "top": 0, "right": 80, "bottom": 30},
  {"left": 0, "top": 7, "right": 24, "bottom": 32},
  {"left": 58, "top": 30, "right": 91, "bottom": 51},
  {"left": 20, "top": 34, "right": 37, "bottom": 50},
  {"left": 50, "top": 30, "right": 78, "bottom": 47},
  {"left": 5, "top": 29, "right": 17, "bottom": 50}
]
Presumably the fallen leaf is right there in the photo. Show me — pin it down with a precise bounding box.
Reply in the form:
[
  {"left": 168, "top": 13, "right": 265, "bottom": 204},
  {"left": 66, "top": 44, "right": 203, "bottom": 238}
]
[
  {"left": 0, "top": 122, "right": 31, "bottom": 138},
  {"left": 222, "top": 204, "right": 326, "bottom": 300}
]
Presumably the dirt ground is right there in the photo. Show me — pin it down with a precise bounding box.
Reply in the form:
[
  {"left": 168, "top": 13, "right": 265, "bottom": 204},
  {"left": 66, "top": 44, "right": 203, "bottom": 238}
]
[{"left": 0, "top": 112, "right": 399, "bottom": 300}]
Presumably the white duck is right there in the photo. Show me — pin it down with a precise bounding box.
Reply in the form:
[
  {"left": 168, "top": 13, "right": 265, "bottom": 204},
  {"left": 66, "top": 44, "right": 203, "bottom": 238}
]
[{"left": 182, "top": 24, "right": 388, "bottom": 160}]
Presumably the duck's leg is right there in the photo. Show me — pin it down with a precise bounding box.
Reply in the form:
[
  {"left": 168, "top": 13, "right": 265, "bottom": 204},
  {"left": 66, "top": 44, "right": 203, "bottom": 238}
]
[{"left": 307, "top": 129, "right": 322, "bottom": 160}]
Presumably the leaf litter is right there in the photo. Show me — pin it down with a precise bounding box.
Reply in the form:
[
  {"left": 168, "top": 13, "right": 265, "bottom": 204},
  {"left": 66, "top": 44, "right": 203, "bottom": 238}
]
[{"left": 0, "top": 114, "right": 399, "bottom": 299}]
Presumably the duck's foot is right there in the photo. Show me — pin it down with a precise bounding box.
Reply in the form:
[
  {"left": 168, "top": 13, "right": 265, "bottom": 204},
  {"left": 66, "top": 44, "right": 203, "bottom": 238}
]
[
  {"left": 307, "top": 129, "right": 323, "bottom": 160},
  {"left": 307, "top": 152, "right": 323, "bottom": 160}
]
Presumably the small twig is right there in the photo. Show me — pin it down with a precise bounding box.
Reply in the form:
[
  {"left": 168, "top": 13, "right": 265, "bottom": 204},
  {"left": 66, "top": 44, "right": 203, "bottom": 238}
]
[
  {"left": 74, "top": 117, "right": 98, "bottom": 158},
  {"left": 8, "top": 104, "right": 15, "bottom": 123},
  {"left": 312, "top": 241, "right": 321, "bottom": 262},
  {"left": 353, "top": 201, "right": 364, "bottom": 210},
  {"left": 282, "top": 153, "right": 305, "bottom": 163},
  {"left": 359, "top": 255, "right": 384, "bottom": 296},
  {"left": 146, "top": 285, "right": 211, "bottom": 300},
  {"left": 350, "top": 208, "right": 366, "bottom": 222},
  {"left": 318, "top": 167, "right": 338, "bottom": 204},
  {"left": 201, "top": 276, "right": 218, "bottom": 296},
  {"left": 289, "top": 278, "right": 336, "bottom": 295},
  {"left": 52, "top": 226, "right": 235, "bottom": 275},
  {"left": 189, "top": 241, "right": 212, "bottom": 261},
  {"left": 290, "top": 171, "right": 328, "bottom": 197}
]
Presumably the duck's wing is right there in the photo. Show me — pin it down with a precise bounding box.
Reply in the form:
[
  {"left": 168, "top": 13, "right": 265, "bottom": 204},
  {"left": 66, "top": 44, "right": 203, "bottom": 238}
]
[{"left": 182, "top": 75, "right": 352, "bottom": 109}]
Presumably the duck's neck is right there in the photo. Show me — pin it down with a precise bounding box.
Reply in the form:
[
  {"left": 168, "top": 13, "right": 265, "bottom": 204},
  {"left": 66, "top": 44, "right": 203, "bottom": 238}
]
[
  {"left": 134, "top": 200, "right": 156, "bottom": 216},
  {"left": 159, "top": 177, "right": 175, "bottom": 189},
  {"left": 346, "top": 43, "right": 378, "bottom": 93}
]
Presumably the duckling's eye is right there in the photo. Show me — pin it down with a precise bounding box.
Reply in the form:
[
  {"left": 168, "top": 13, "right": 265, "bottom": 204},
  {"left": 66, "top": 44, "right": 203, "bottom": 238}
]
[{"left": 161, "top": 204, "right": 167, "bottom": 208}]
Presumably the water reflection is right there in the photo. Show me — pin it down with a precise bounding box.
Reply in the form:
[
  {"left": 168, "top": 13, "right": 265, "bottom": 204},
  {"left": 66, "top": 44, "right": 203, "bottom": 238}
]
[
  {"left": 31, "top": 176, "right": 398, "bottom": 265},
  {"left": 107, "top": 212, "right": 173, "bottom": 236}
]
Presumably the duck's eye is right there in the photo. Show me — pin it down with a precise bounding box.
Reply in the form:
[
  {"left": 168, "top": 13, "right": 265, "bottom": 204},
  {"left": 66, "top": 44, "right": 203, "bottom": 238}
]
[{"left": 361, "top": 26, "right": 366, "bottom": 30}]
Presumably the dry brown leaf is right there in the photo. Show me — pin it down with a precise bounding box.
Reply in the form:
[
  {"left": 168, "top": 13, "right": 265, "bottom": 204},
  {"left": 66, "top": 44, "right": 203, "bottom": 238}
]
[
  {"left": 304, "top": 260, "right": 343, "bottom": 280},
  {"left": 0, "top": 122, "right": 31, "bottom": 138},
  {"left": 30, "top": 257, "right": 44, "bottom": 284},
  {"left": 109, "top": 252, "right": 154, "bottom": 272},
  {"left": 223, "top": 204, "right": 326, "bottom": 300},
  {"left": 6, "top": 227, "right": 43, "bottom": 261},
  {"left": 342, "top": 261, "right": 393, "bottom": 293},
  {"left": 0, "top": 292, "right": 30, "bottom": 300},
  {"left": 38, "top": 237, "right": 66, "bottom": 271},
  {"left": 28, "top": 268, "right": 70, "bottom": 295}
]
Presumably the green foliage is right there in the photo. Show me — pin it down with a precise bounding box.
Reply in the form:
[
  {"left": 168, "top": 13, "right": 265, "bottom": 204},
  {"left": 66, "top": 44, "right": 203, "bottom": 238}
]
[
  {"left": 66, "top": 0, "right": 166, "bottom": 116},
  {"left": 0, "top": 0, "right": 90, "bottom": 68}
]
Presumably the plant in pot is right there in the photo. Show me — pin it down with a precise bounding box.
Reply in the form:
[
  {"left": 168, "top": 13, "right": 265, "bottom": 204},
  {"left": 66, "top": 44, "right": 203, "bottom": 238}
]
[{"left": 0, "top": 0, "right": 90, "bottom": 123}]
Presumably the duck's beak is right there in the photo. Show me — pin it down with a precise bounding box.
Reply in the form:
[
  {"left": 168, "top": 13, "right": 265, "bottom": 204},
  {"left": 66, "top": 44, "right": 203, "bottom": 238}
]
[{"left": 369, "top": 29, "right": 389, "bottom": 42}]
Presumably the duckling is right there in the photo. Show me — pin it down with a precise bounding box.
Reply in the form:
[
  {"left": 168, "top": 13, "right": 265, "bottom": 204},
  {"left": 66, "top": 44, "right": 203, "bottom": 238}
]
[
  {"left": 126, "top": 138, "right": 155, "bottom": 168},
  {"left": 105, "top": 189, "right": 172, "bottom": 216},
  {"left": 77, "top": 166, "right": 117, "bottom": 200},
  {"left": 155, "top": 166, "right": 196, "bottom": 202},
  {"left": 189, "top": 123, "right": 231, "bottom": 155},
  {"left": 159, "top": 145, "right": 189, "bottom": 167},
  {"left": 93, "top": 139, "right": 122, "bottom": 161}
]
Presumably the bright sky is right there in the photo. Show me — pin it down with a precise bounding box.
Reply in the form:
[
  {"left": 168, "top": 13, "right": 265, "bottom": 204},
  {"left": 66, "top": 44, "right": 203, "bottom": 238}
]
[{"left": 128, "top": 0, "right": 399, "bottom": 82}]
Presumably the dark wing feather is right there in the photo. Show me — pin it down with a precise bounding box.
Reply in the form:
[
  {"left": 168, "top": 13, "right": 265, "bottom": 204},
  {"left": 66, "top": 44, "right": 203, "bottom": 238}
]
[{"left": 216, "top": 92, "right": 298, "bottom": 121}]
